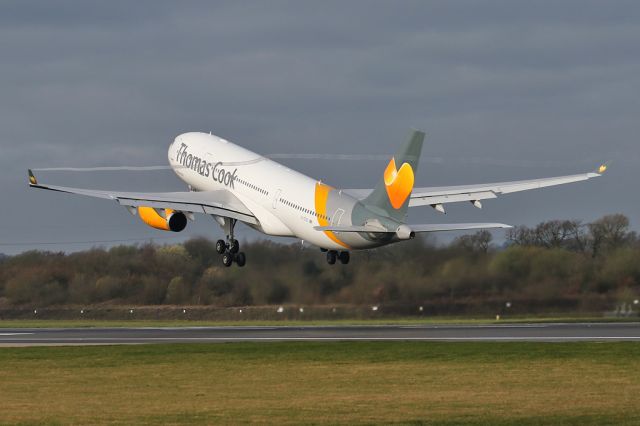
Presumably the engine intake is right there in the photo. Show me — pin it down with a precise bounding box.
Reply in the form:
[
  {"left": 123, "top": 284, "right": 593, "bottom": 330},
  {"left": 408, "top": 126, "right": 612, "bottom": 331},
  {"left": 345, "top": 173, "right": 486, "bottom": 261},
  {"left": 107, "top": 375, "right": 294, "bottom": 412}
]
[{"left": 138, "top": 207, "right": 187, "bottom": 232}]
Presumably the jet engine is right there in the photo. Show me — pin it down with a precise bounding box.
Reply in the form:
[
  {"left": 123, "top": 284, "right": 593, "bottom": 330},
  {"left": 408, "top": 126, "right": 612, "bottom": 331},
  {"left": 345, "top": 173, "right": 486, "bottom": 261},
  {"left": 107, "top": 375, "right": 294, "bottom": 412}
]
[
  {"left": 137, "top": 207, "right": 187, "bottom": 232},
  {"left": 395, "top": 224, "right": 415, "bottom": 240}
]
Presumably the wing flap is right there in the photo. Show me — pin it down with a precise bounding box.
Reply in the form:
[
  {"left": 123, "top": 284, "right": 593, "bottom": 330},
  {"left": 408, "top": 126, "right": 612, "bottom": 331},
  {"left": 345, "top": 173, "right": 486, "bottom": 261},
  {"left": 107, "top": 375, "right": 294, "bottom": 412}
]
[{"left": 409, "top": 191, "right": 497, "bottom": 207}]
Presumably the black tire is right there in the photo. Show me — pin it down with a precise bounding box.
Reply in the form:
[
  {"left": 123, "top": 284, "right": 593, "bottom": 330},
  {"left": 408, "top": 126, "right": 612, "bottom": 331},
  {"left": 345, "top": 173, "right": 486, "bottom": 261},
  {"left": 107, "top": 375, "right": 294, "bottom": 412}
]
[
  {"left": 229, "top": 239, "right": 240, "bottom": 254},
  {"left": 222, "top": 252, "right": 234, "bottom": 267},
  {"left": 216, "top": 240, "right": 226, "bottom": 254},
  {"left": 339, "top": 251, "right": 350, "bottom": 265},
  {"left": 235, "top": 252, "right": 246, "bottom": 267},
  {"left": 326, "top": 251, "right": 337, "bottom": 265}
]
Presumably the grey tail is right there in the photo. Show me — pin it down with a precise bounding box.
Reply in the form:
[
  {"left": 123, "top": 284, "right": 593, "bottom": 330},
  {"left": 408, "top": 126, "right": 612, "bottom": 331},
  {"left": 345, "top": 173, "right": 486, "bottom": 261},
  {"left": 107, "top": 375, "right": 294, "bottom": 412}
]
[{"left": 363, "top": 129, "right": 425, "bottom": 222}]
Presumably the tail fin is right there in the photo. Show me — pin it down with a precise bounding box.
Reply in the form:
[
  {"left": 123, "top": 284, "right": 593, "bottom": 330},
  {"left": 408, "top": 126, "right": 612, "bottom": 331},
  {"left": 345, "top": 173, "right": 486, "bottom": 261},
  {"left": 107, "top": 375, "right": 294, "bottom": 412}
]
[{"left": 363, "top": 129, "right": 424, "bottom": 221}]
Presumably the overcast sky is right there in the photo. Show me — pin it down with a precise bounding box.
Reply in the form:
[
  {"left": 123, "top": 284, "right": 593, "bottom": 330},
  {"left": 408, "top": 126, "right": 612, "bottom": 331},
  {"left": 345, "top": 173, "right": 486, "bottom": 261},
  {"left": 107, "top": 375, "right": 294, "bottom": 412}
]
[{"left": 1, "top": 0, "right": 638, "bottom": 254}]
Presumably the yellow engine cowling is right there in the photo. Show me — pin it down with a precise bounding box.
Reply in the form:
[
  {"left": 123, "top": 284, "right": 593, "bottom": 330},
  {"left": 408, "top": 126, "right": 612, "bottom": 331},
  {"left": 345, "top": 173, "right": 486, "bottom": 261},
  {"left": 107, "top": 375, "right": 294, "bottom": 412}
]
[{"left": 138, "top": 207, "right": 187, "bottom": 232}]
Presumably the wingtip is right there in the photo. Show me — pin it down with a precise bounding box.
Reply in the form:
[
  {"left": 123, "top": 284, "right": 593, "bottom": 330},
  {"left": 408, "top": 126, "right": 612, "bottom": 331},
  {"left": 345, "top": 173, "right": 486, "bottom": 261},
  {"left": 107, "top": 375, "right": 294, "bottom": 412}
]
[
  {"left": 28, "top": 169, "right": 37, "bottom": 185},
  {"left": 596, "top": 161, "right": 612, "bottom": 175}
]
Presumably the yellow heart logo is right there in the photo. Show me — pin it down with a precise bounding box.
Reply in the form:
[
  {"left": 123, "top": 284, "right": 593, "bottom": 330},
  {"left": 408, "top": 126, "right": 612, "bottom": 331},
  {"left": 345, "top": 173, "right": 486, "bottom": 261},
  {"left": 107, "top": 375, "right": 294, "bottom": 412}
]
[{"left": 384, "top": 157, "right": 414, "bottom": 209}]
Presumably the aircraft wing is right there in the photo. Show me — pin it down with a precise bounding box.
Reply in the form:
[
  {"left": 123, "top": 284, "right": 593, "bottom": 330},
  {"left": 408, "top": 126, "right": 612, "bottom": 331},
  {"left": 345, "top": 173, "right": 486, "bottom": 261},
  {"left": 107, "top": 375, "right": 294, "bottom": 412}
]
[
  {"left": 314, "top": 223, "right": 511, "bottom": 233},
  {"left": 344, "top": 165, "right": 607, "bottom": 209},
  {"left": 27, "top": 170, "right": 258, "bottom": 224}
]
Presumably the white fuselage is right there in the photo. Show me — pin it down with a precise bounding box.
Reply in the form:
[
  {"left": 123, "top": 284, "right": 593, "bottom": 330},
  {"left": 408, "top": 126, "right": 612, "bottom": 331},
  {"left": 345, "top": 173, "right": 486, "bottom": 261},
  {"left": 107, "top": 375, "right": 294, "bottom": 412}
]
[{"left": 167, "top": 132, "right": 360, "bottom": 250}]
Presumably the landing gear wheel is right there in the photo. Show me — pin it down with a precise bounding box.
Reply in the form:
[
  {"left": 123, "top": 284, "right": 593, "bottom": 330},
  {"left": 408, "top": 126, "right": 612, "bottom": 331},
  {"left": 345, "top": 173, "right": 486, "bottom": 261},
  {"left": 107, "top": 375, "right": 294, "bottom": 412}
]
[
  {"left": 229, "top": 239, "right": 240, "bottom": 254},
  {"left": 216, "top": 240, "right": 227, "bottom": 255},
  {"left": 235, "top": 252, "right": 246, "bottom": 267},
  {"left": 222, "top": 252, "right": 234, "bottom": 267},
  {"left": 339, "top": 251, "right": 350, "bottom": 265},
  {"left": 326, "top": 251, "right": 337, "bottom": 265}
]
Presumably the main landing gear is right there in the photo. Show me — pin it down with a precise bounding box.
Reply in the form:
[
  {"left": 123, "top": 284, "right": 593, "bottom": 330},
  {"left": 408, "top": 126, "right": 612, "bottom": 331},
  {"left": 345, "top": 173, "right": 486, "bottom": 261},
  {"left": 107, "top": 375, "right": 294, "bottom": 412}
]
[
  {"left": 216, "top": 218, "right": 246, "bottom": 267},
  {"left": 325, "top": 250, "right": 350, "bottom": 265}
]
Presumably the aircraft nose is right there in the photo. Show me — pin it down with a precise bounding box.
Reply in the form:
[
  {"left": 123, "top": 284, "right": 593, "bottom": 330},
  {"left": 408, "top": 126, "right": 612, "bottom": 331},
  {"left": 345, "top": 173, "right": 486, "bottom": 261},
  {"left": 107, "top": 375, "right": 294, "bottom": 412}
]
[
  {"left": 169, "top": 136, "right": 182, "bottom": 164},
  {"left": 170, "top": 135, "right": 180, "bottom": 149}
]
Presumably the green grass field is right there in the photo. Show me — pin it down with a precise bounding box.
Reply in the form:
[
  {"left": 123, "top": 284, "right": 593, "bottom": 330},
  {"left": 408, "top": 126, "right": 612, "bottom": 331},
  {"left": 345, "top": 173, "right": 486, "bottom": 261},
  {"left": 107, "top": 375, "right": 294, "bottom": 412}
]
[{"left": 1, "top": 342, "right": 639, "bottom": 425}]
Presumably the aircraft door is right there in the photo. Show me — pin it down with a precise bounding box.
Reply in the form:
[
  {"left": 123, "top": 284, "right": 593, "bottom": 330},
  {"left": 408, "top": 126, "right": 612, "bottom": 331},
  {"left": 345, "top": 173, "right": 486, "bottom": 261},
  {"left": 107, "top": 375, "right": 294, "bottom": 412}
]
[
  {"left": 331, "top": 208, "right": 345, "bottom": 226},
  {"left": 272, "top": 189, "right": 282, "bottom": 209}
]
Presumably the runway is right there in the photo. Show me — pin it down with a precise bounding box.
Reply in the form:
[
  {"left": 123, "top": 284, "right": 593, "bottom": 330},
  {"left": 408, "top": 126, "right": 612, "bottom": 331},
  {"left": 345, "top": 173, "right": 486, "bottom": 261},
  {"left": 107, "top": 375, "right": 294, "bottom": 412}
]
[{"left": 1, "top": 323, "right": 640, "bottom": 346}]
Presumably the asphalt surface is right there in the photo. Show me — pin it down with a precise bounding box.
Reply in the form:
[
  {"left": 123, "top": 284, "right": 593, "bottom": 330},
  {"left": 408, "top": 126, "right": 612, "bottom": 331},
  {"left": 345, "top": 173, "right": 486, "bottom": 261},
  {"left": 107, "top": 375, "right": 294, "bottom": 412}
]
[{"left": 1, "top": 323, "right": 640, "bottom": 346}]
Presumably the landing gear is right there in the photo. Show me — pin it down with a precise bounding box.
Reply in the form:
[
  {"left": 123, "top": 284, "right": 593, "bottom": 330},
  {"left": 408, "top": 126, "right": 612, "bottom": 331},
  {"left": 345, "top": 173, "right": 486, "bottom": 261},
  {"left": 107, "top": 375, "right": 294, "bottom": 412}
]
[
  {"left": 325, "top": 250, "right": 350, "bottom": 265},
  {"left": 222, "top": 252, "right": 234, "bottom": 267},
  {"left": 216, "top": 218, "right": 246, "bottom": 267},
  {"left": 220, "top": 244, "right": 246, "bottom": 268},
  {"left": 235, "top": 252, "right": 246, "bottom": 267}
]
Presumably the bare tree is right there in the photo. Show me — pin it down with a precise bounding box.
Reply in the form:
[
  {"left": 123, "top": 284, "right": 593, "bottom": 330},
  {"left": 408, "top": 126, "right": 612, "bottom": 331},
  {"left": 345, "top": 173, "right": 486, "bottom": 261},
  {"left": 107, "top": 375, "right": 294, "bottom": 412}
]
[
  {"left": 453, "top": 230, "right": 493, "bottom": 253},
  {"left": 508, "top": 219, "right": 588, "bottom": 252},
  {"left": 506, "top": 225, "right": 537, "bottom": 246},
  {"left": 563, "top": 220, "right": 589, "bottom": 253},
  {"left": 535, "top": 220, "right": 586, "bottom": 250},
  {"left": 589, "top": 214, "right": 631, "bottom": 257}
]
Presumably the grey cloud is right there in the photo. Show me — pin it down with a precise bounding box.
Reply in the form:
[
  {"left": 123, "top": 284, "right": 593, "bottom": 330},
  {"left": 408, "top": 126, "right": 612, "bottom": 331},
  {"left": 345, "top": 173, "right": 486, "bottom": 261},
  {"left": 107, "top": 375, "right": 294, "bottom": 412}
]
[{"left": 0, "top": 0, "right": 638, "bottom": 253}]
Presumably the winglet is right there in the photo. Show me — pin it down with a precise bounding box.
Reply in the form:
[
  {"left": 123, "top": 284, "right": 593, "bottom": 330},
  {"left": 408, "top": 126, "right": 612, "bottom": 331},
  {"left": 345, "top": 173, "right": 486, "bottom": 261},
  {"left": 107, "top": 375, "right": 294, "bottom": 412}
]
[
  {"left": 28, "top": 169, "right": 37, "bottom": 185},
  {"left": 596, "top": 161, "right": 612, "bottom": 175}
]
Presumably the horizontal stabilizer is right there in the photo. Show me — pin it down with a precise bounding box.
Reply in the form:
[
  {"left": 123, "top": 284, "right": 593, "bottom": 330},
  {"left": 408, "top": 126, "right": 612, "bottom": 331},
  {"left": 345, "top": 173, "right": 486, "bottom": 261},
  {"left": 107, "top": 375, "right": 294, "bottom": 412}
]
[
  {"left": 314, "top": 225, "right": 383, "bottom": 233},
  {"left": 410, "top": 223, "right": 512, "bottom": 232},
  {"left": 315, "top": 223, "right": 511, "bottom": 233}
]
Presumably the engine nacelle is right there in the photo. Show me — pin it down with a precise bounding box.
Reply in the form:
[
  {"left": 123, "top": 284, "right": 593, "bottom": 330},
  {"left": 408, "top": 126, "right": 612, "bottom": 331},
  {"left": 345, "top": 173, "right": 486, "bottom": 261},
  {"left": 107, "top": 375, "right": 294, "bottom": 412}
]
[
  {"left": 137, "top": 207, "right": 187, "bottom": 232},
  {"left": 395, "top": 224, "right": 415, "bottom": 240}
]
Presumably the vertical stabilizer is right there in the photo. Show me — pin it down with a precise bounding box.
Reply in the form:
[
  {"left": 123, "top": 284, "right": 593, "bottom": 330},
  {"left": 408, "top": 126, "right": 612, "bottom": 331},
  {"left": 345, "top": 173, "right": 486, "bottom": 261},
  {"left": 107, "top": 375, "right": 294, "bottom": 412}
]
[{"left": 363, "top": 129, "right": 424, "bottom": 221}]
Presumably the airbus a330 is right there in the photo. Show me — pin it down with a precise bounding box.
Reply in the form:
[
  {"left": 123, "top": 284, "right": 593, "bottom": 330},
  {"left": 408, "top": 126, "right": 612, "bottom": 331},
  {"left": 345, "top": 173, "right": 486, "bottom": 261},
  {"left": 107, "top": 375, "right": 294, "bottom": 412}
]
[{"left": 28, "top": 130, "right": 606, "bottom": 267}]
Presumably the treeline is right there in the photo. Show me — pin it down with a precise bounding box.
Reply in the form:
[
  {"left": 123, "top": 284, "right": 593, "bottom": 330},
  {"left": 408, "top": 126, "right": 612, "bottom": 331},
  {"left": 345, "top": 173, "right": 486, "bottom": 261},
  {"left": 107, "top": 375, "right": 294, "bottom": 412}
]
[{"left": 0, "top": 214, "right": 638, "bottom": 313}]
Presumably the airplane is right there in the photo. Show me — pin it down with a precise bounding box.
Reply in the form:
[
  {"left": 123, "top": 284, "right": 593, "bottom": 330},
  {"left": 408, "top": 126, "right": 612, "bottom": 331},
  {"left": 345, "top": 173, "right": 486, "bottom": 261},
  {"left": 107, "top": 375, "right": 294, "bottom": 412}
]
[{"left": 28, "top": 130, "right": 607, "bottom": 267}]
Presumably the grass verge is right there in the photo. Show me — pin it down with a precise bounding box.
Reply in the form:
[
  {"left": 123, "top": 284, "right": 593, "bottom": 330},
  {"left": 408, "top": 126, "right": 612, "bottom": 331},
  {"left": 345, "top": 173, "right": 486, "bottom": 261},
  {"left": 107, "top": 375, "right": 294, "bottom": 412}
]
[
  {"left": 0, "top": 342, "right": 639, "bottom": 424},
  {"left": 0, "top": 316, "right": 638, "bottom": 329}
]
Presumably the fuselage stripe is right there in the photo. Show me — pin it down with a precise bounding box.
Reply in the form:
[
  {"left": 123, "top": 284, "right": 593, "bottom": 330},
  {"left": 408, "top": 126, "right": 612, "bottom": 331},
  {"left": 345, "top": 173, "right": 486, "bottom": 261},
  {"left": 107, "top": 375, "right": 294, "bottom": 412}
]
[{"left": 314, "top": 182, "right": 350, "bottom": 249}]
